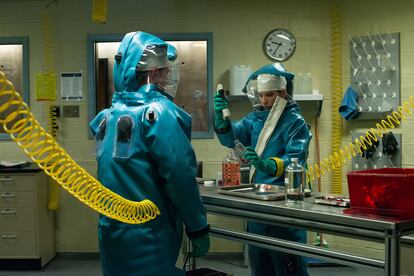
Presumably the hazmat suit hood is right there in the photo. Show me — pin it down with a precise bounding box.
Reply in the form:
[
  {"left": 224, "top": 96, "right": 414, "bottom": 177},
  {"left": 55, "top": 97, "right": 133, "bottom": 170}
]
[
  {"left": 113, "top": 31, "right": 178, "bottom": 94},
  {"left": 242, "top": 63, "right": 295, "bottom": 109}
]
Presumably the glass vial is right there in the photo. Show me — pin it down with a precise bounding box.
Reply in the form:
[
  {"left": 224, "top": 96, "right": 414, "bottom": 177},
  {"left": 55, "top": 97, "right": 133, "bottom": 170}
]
[
  {"left": 222, "top": 149, "right": 241, "bottom": 186},
  {"left": 285, "top": 157, "right": 305, "bottom": 203}
]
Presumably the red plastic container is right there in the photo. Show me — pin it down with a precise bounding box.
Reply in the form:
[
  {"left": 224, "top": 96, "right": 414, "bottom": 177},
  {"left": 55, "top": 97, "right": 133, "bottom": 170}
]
[{"left": 346, "top": 168, "right": 414, "bottom": 219}]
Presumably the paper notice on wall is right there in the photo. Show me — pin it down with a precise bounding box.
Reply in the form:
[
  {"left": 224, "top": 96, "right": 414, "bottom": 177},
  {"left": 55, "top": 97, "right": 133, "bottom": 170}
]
[
  {"left": 61, "top": 72, "right": 83, "bottom": 101},
  {"left": 36, "top": 72, "right": 57, "bottom": 101}
]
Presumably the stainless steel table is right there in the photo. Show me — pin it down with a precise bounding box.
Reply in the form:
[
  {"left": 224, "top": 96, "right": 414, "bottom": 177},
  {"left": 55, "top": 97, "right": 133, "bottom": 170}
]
[{"left": 200, "top": 186, "right": 414, "bottom": 276}]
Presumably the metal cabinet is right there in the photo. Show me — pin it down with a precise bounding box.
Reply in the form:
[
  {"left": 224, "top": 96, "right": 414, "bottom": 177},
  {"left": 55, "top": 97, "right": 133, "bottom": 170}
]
[{"left": 0, "top": 167, "right": 55, "bottom": 269}]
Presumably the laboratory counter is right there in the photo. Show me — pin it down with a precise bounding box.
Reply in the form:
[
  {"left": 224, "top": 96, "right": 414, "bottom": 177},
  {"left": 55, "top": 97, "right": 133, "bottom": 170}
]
[{"left": 199, "top": 185, "right": 414, "bottom": 276}]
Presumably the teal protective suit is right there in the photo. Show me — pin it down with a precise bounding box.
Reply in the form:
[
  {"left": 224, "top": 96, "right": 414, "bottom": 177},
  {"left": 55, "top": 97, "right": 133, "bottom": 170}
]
[
  {"left": 90, "top": 32, "right": 208, "bottom": 276},
  {"left": 215, "top": 64, "right": 311, "bottom": 276}
]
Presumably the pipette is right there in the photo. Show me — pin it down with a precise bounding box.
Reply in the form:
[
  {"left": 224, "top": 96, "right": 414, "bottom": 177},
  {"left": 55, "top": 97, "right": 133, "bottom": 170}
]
[{"left": 217, "top": 84, "right": 231, "bottom": 120}]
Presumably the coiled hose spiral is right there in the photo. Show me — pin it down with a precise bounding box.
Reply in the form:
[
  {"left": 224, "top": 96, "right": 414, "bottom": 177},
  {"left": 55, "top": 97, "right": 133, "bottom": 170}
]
[
  {"left": 47, "top": 104, "right": 60, "bottom": 210},
  {"left": 0, "top": 71, "right": 160, "bottom": 224},
  {"left": 330, "top": 0, "right": 344, "bottom": 194},
  {"left": 48, "top": 105, "right": 58, "bottom": 139},
  {"left": 42, "top": 3, "right": 60, "bottom": 209},
  {"left": 306, "top": 96, "right": 414, "bottom": 183}
]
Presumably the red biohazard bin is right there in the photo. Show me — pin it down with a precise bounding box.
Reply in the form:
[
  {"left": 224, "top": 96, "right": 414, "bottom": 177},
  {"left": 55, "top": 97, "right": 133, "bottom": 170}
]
[{"left": 346, "top": 168, "right": 414, "bottom": 219}]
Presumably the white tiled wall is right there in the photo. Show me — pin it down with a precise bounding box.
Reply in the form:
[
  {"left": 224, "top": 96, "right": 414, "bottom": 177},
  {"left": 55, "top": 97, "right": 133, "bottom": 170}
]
[{"left": 1, "top": 0, "right": 414, "bottom": 273}]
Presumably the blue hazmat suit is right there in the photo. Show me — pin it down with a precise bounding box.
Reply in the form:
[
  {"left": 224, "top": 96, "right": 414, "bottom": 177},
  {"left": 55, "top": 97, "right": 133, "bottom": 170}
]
[
  {"left": 90, "top": 32, "right": 208, "bottom": 276},
  {"left": 215, "top": 64, "right": 311, "bottom": 276}
]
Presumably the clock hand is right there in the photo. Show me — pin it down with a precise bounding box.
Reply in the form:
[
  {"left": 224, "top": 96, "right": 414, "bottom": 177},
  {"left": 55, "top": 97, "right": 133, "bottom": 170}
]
[
  {"left": 272, "top": 44, "right": 281, "bottom": 55},
  {"left": 271, "top": 41, "right": 282, "bottom": 46}
]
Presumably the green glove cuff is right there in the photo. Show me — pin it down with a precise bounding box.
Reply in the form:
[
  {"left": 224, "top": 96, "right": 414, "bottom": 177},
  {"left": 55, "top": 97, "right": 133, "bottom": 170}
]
[
  {"left": 189, "top": 233, "right": 210, "bottom": 257},
  {"left": 253, "top": 158, "right": 277, "bottom": 175},
  {"left": 214, "top": 117, "right": 229, "bottom": 129}
]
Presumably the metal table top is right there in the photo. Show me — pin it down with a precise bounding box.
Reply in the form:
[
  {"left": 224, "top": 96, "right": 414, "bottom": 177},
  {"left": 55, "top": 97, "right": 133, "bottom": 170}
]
[{"left": 200, "top": 186, "right": 414, "bottom": 234}]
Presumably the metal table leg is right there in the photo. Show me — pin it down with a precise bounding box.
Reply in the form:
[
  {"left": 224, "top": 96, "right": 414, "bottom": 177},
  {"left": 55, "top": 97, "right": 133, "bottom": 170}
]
[{"left": 385, "top": 230, "right": 400, "bottom": 276}]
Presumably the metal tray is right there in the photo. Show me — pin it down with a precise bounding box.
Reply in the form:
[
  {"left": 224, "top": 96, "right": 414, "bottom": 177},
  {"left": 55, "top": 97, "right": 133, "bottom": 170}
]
[
  {"left": 313, "top": 195, "right": 350, "bottom": 207},
  {"left": 218, "top": 184, "right": 311, "bottom": 201}
]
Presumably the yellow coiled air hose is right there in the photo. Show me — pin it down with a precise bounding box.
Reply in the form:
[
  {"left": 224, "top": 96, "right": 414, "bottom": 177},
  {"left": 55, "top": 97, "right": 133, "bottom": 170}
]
[
  {"left": 307, "top": 96, "right": 414, "bottom": 184},
  {"left": 47, "top": 105, "right": 60, "bottom": 210},
  {"left": 0, "top": 71, "right": 160, "bottom": 224},
  {"left": 42, "top": 4, "right": 60, "bottom": 210},
  {"left": 330, "top": 0, "right": 344, "bottom": 194},
  {"left": 48, "top": 105, "right": 58, "bottom": 139}
]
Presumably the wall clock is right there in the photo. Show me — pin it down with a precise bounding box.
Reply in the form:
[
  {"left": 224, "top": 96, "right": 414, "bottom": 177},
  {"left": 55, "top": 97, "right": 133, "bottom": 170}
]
[{"left": 263, "top": 29, "right": 296, "bottom": 62}]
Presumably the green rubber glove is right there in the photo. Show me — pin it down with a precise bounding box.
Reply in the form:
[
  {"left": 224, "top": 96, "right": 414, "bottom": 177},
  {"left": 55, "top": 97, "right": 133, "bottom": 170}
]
[
  {"left": 189, "top": 233, "right": 210, "bottom": 257},
  {"left": 214, "top": 93, "right": 229, "bottom": 129},
  {"left": 243, "top": 146, "right": 277, "bottom": 175}
]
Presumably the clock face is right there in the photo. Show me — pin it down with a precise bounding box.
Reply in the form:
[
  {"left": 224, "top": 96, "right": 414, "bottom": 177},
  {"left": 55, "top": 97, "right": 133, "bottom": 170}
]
[{"left": 263, "top": 29, "right": 296, "bottom": 62}]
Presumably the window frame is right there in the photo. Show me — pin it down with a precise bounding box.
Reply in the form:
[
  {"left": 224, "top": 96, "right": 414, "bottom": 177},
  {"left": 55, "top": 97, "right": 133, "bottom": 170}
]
[
  {"left": 87, "top": 32, "right": 214, "bottom": 139},
  {"left": 0, "top": 36, "right": 29, "bottom": 141}
]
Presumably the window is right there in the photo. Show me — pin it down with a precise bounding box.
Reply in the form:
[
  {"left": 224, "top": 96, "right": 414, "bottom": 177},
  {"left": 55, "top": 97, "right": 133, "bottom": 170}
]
[
  {"left": 87, "top": 33, "right": 214, "bottom": 139},
  {"left": 0, "top": 37, "right": 29, "bottom": 140}
]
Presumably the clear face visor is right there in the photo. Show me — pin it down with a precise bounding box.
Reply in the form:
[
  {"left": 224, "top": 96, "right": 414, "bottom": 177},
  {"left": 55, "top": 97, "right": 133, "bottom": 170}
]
[
  {"left": 243, "top": 79, "right": 263, "bottom": 110},
  {"left": 155, "top": 58, "right": 180, "bottom": 98}
]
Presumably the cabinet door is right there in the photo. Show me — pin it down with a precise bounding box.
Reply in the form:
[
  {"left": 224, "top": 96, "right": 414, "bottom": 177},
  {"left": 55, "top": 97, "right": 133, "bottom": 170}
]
[
  {"left": 0, "top": 175, "right": 34, "bottom": 192},
  {"left": 0, "top": 191, "right": 34, "bottom": 208},
  {"left": 0, "top": 208, "right": 35, "bottom": 231},
  {"left": 0, "top": 232, "right": 36, "bottom": 256}
]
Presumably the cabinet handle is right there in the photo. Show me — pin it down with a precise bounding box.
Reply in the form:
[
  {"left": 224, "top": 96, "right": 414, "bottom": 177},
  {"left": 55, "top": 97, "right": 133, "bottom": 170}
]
[
  {"left": 1, "top": 193, "right": 15, "bottom": 199},
  {"left": 0, "top": 177, "right": 14, "bottom": 184},
  {"left": 1, "top": 234, "right": 17, "bottom": 239},
  {"left": 1, "top": 209, "right": 16, "bottom": 215}
]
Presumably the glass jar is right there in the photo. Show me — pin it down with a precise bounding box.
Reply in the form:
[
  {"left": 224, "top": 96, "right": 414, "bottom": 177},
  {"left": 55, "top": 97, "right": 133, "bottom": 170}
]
[
  {"left": 222, "top": 149, "right": 241, "bottom": 186},
  {"left": 285, "top": 157, "right": 305, "bottom": 203}
]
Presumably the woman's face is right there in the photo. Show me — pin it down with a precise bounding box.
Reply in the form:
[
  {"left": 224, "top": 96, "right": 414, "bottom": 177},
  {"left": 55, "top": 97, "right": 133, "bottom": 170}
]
[{"left": 259, "top": 91, "right": 279, "bottom": 108}]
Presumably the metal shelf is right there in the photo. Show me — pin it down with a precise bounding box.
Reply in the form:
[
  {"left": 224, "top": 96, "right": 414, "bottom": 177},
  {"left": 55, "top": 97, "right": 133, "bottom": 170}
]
[
  {"left": 228, "top": 93, "right": 324, "bottom": 117},
  {"left": 293, "top": 93, "right": 324, "bottom": 117}
]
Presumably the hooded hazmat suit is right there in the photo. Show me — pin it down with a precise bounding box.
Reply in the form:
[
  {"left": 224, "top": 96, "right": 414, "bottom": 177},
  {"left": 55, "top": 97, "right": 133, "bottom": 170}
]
[
  {"left": 215, "top": 63, "right": 311, "bottom": 275},
  {"left": 90, "top": 31, "right": 209, "bottom": 276}
]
